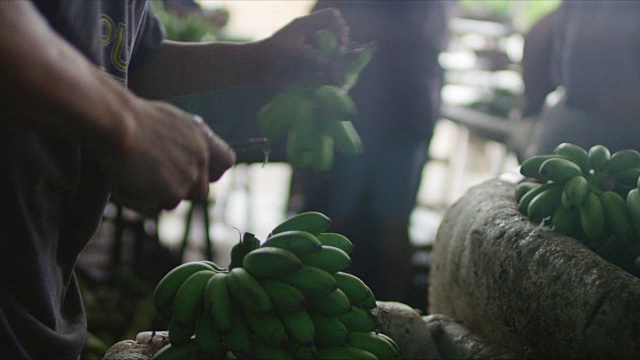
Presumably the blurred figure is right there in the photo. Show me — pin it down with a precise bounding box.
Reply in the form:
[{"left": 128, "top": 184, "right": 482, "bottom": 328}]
[
  {"left": 291, "top": 0, "right": 453, "bottom": 307},
  {"left": 523, "top": 0, "right": 640, "bottom": 157}
]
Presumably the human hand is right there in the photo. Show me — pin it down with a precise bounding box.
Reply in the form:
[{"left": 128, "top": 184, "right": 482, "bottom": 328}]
[
  {"left": 259, "top": 8, "right": 350, "bottom": 87},
  {"left": 97, "top": 100, "right": 235, "bottom": 216}
]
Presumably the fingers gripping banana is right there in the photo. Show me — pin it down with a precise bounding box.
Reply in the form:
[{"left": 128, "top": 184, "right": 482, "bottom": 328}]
[
  {"left": 317, "top": 232, "right": 355, "bottom": 254},
  {"left": 271, "top": 211, "right": 332, "bottom": 236},
  {"left": 227, "top": 268, "right": 273, "bottom": 314},
  {"left": 261, "top": 230, "right": 322, "bottom": 258},
  {"left": 242, "top": 247, "right": 303, "bottom": 279},
  {"left": 301, "top": 245, "right": 352, "bottom": 274},
  {"left": 153, "top": 261, "right": 215, "bottom": 312}
]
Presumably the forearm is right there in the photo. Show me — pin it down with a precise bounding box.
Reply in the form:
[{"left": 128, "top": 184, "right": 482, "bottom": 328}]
[
  {"left": 0, "top": 1, "right": 135, "bottom": 154},
  {"left": 128, "top": 39, "right": 269, "bottom": 100}
]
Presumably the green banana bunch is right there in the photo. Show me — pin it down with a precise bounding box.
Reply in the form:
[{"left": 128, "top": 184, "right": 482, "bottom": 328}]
[
  {"left": 151, "top": 211, "right": 401, "bottom": 359},
  {"left": 257, "top": 29, "right": 375, "bottom": 170},
  {"left": 516, "top": 143, "right": 640, "bottom": 274}
]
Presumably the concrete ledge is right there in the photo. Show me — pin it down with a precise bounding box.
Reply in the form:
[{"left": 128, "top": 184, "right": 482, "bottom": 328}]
[{"left": 429, "top": 179, "right": 640, "bottom": 359}]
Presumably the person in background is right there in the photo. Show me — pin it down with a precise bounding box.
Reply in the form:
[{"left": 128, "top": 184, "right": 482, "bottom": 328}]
[
  {"left": 0, "top": 1, "right": 347, "bottom": 358},
  {"left": 290, "top": 0, "right": 453, "bottom": 307},
  {"left": 523, "top": 0, "right": 640, "bottom": 158}
]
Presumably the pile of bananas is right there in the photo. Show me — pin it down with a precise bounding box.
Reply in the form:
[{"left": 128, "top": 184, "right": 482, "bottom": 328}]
[
  {"left": 258, "top": 30, "right": 376, "bottom": 171},
  {"left": 151, "top": 211, "right": 401, "bottom": 359},
  {"left": 516, "top": 143, "right": 640, "bottom": 272}
]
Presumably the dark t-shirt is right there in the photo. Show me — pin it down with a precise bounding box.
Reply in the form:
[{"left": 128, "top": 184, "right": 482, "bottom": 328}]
[{"left": 0, "top": 1, "right": 162, "bottom": 358}]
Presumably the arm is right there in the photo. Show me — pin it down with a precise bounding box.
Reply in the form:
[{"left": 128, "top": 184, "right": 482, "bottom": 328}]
[
  {"left": 129, "top": 8, "right": 349, "bottom": 100},
  {"left": 0, "top": 1, "right": 235, "bottom": 216}
]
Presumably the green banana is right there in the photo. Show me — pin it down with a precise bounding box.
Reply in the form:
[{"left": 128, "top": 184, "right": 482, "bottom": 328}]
[
  {"left": 600, "top": 191, "right": 635, "bottom": 244},
  {"left": 172, "top": 269, "right": 216, "bottom": 325},
  {"left": 316, "top": 345, "right": 377, "bottom": 360},
  {"left": 301, "top": 245, "right": 352, "bottom": 274},
  {"left": 561, "top": 175, "right": 589, "bottom": 208},
  {"left": 554, "top": 142, "right": 591, "bottom": 174},
  {"left": 281, "top": 265, "right": 338, "bottom": 298},
  {"left": 539, "top": 157, "right": 584, "bottom": 184},
  {"left": 579, "top": 191, "right": 607, "bottom": 241},
  {"left": 316, "top": 232, "right": 355, "bottom": 254},
  {"left": 550, "top": 204, "right": 581, "bottom": 238},
  {"left": 376, "top": 332, "right": 402, "bottom": 354},
  {"left": 291, "top": 341, "right": 318, "bottom": 360},
  {"left": 286, "top": 128, "right": 313, "bottom": 169},
  {"left": 168, "top": 318, "right": 195, "bottom": 347},
  {"left": 313, "top": 85, "right": 357, "bottom": 116},
  {"left": 337, "top": 306, "right": 378, "bottom": 333},
  {"left": 258, "top": 87, "right": 309, "bottom": 141},
  {"left": 261, "top": 230, "right": 322, "bottom": 258},
  {"left": 626, "top": 188, "right": 640, "bottom": 233},
  {"left": 333, "top": 272, "right": 376, "bottom": 310},
  {"left": 153, "top": 261, "right": 215, "bottom": 312},
  {"left": 227, "top": 267, "right": 273, "bottom": 314},
  {"left": 309, "top": 133, "right": 335, "bottom": 172},
  {"left": 517, "top": 182, "right": 555, "bottom": 215},
  {"left": 259, "top": 278, "right": 308, "bottom": 313},
  {"left": 277, "top": 309, "right": 316, "bottom": 344},
  {"left": 253, "top": 338, "right": 295, "bottom": 360},
  {"left": 519, "top": 154, "right": 559, "bottom": 179},
  {"left": 229, "top": 233, "right": 260, "bottom": 270},
  {"left": 204, "top": 272, "right": 233, "bottom": 333},
  {"left": 588, "top": 144, "right": 611, "bottom": 172},
  {"left": 243, "top": 310, "right": 289, "bottom": 347},
  {"left": 515, "top": 181, "right": 542, "bottom": 203},
  {"left": 604, "top": 149, "right": 640, "bottom": 173},
  {"left": 309, "top": 288, "right": 352, "bottom": 316},
  {"left": 194, "top": 309, "right": 224, "bottom": 357},
  {"left": 224, "top": 308, "right": 254, "bottom": 359},
  {"left": 314, "top": 29, "right": 339, "bottom": 57},
  {"left": 242, "top": 246, "right": 303, "bottom": 279},
  {"left": 309, "top": 312, "right": 350, "bottom": 346},
  {"left": 271, "top": 211, "right": 332, "bottom": 236},
  {"left": 200, "top": 260, "right": 228, "bottom": 273},
  {"left": 611, "top": 167, "right": 640, "bottom": 187},
  {"left": 327, "top": 120, "right": 363, "bottom": 156},
  {"left": 527, "top": 184, "right": 563, "bottom": 223},
  {"left": 347, "top": 331, "right": 401, "bottom": 360},
  {"left": 152, "top": 340, "right": 197, "bottom": 360}
]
